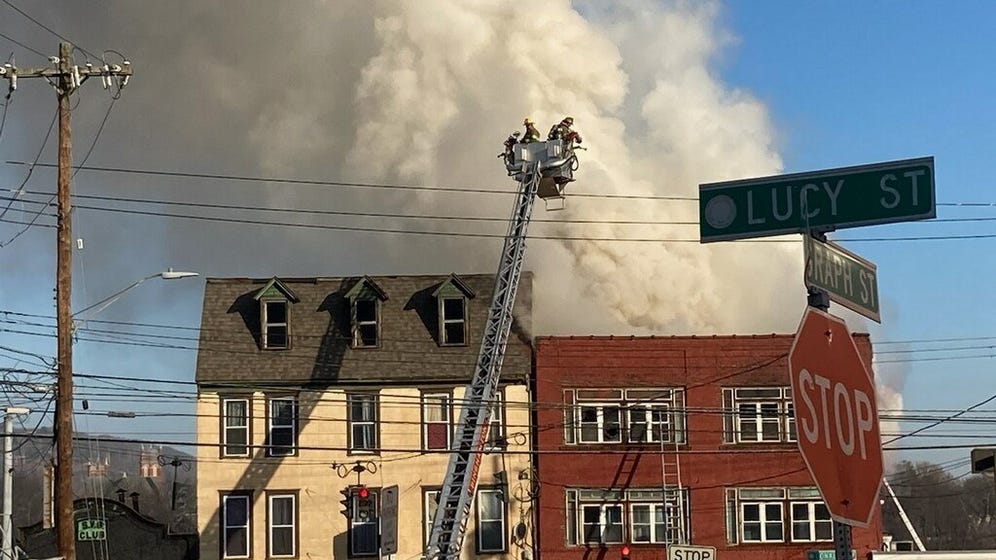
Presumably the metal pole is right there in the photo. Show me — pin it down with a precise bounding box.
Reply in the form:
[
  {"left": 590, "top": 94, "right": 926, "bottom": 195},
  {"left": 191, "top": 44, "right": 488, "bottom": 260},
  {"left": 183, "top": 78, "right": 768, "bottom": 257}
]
[
  {"left": 54, "top": 41, "right": 76, "bottom": 560},
  {"left": 2, "top": 413, "right": 13, "bottom": 560}
]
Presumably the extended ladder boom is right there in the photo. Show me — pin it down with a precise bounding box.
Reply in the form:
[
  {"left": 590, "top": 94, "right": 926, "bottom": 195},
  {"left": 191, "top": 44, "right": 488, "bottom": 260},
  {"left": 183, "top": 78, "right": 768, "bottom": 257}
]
[{"left": 425, "top": 164, "right": 541, "bottom": 560}]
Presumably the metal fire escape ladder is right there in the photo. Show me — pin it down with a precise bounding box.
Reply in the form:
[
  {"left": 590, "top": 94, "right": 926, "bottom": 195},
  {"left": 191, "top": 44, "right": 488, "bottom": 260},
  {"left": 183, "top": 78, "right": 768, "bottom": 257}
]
[{"left": 425, "top": 163, "right": 542, "bottom": 560}]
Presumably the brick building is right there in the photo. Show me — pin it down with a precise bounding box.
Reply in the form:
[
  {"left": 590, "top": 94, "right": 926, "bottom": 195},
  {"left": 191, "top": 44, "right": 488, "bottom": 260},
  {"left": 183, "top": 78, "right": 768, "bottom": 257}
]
[
  {"left": 534, "top": 334, "right": 883, "bottom": 560},
  {"left": 194, "top": 273, "right": 534, "bottom": 560}
]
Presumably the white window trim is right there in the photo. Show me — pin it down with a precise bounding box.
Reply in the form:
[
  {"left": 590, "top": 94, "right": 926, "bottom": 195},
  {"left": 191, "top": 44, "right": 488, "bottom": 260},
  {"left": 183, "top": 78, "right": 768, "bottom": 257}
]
[
  {"left": 735, "top": 401, "right": 781, "bottom": 442},
  {"left": 581, "top": 503, "right": 624, "bottom": 544},
  {"left": 439, "top": 296, "right": 467, "bottom": 346},
  {"left": 627, "top": 404, "right": 672, "bottom": 444},
  {"left": 726, "top": 387, "right": 796, "bottom": 444},
  {"left": 261, "top": 299, "right": 289, "bottom": 350},
  {"left": 352, "top": 298, "right": 380, "bottom": 348},
  {"left": 740, "top": 501, "right": 784, "bottom": 543},
  {"left": 222, "top": 397, "right": 250, "bottom": 458},
  {"left": 484, "top": 391, "right": 504, "bottom": 451},
  {"left": 268, "top": 494, "right": 296, "bottom": 558},
  {"left": 476, "top": 488, "right": 507, "bottom": 553},
  {"left": 422, "top": 393, "right": 451, "bottom": 450},
  {"left": 348, "top": 394, "right": 378, "bottom": 453},
  {"left": 790, "top": 501, "right": 832, "bottom": 542},
  {"left": 222, "top": 494, "right": 250, "bottom": 559},
  {"left": 267, "top": 397, "right": 296, "bottom": 457},
  {"left": 577, "top": 403, "right": 623, "bottom": 444},
  {"left": 424, "top": 490, "right": 440, "bottom": 547}
]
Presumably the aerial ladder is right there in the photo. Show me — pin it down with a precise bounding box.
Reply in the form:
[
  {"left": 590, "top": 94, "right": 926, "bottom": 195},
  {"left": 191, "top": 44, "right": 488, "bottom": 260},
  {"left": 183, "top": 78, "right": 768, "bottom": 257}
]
[{"left": 424, "top": 126, "right": 581, "bottom": 560}]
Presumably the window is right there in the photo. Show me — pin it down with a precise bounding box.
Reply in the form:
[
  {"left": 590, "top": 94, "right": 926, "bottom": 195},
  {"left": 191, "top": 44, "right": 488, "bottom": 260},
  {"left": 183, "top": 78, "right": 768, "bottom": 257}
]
[
  {"left": 791, "top": 501, "right": 832, "bottom": 542},
  {"left": 262, "top": 299, "right": 289, "bottom": 349},
  {"left": 222, "top": 493, "right": 251, "bottom": 558},
  {"left": 423, "top": 393, "right": 451, "bottom": 450},
  {"left": 423, "top": 490, "right": 440, "bottom": 547},
  {"left": 268, "top": 493, "right": 297, "bottom": 558},
  {"left": 565, "top": 388, "right": 686, "bottom": 445},
  {"left": 352, "top": 299, "right": 379, "bottom": 348},
  {"left": 725, "top": 487, "right": 829, "bottom": 545},
  {"left": 267, "top": 396, "right": 296, "bottom": 457},
  {"left": 350, "top": 489, "right": 378, "bottom": 556},
  {"left": 423, "top": 488, "right": 503, "bottom": 551},
  {"left": 476, "top": 488, "right": 507, "bottom": 553},
  {"left": 222, "top": 397, "right": 250, "bottom": 457},
  {"left": 566, "top": 488, "right": 688, "bottom": 546},
  {"left": 722, "top": 387, "right": 796, "bottom": 443},
  {"left": 484, "top": 391, "right": 504, "bottom": 450},
  {"left": 348, "top": 393, "right": 378, "bottom": 453},
  {"left": 440, "top": 297, "right": 467, "bottom": 345}
]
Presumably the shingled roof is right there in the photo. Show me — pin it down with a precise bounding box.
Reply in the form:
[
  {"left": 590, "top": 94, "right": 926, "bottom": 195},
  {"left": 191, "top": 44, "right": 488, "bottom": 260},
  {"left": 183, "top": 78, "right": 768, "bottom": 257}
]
[{"left": 194, "top": 273, "right": 532, "bottom": 387}]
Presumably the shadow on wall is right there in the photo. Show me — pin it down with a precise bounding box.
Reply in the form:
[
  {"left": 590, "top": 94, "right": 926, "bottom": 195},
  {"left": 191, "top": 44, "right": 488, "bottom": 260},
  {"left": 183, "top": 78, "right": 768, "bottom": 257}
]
[{"left": 201, "top": 279, "right": 353, "bottom": 556}]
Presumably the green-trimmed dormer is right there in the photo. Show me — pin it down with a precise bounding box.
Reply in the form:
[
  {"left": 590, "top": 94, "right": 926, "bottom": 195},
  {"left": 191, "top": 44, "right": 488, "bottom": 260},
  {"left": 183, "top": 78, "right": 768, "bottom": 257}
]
[
  {"left": 345, "top": 276, "right": 389, "bottom": 348},
  {"left": 433, "top": 274, "right": 475, "bottom": 346},
  {"left": 253, "top": 277, "right": 300, "bottom": 350}
]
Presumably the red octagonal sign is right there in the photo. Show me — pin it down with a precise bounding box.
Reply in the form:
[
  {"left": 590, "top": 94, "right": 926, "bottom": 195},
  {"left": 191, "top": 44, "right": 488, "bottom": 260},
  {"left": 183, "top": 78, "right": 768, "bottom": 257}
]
[{"left": 789, "top": 307, "right": 883, "bottom": 527}]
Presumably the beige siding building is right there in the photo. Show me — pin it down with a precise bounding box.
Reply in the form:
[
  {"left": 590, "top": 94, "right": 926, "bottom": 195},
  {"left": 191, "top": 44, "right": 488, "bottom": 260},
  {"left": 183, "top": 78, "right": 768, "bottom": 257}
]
[{"left": 194, "top": 274, "right": 535, "bottom": 560}]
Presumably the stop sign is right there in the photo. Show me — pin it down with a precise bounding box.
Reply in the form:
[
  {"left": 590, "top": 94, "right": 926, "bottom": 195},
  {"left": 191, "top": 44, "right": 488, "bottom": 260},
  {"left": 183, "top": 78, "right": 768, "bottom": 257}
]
[{"left": 789, "top": 307, "right": 883, "bottom": 527}]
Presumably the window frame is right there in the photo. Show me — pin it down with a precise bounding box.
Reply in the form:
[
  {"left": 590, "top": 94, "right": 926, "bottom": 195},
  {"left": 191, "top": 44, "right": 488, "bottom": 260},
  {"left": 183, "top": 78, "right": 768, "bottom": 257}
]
[
  {"left": 422, "top": 391, "right": 452, "bottom": 451},
  {"left": 565, "top": 388, "right": 687, "bottom": 446},
  {"left": 351, "top": 298, "right": 381, "bottom": 349},
  {"left": 266, "top": 395, "right": 297, "bottom": 457},
  {"left": 740, "top": 501, "right": 784, "bottom": 543},
  {"left": 423, "top": 489, "right": 441, "bottom": 548},
  {"left": 266, "top": 491, "right": 298, "bottom": 558},
  {"left": 261, "top": 298, "right": 290, "bottom": 350},
  {"left": 723, "top": 387, "right": 796, "bottom": 444},
  {"left": 439, "top": 296, "right": 467, "bottom": 346},
  {"left": 566, "top": 488, "right": 688, "bottom": 547},
  {"left": 475, "top": 487, "right": 507, "bottom": 553},
  {"left": 221, "top": 492, "right": 252, "bottom": 559},
  {"left": 347, "top": 393, "right": 380, "bottom": 455},
  {"left": 221, "top": 396, "right": 251, "bottom": 458},
  {"left": 790, "top": 501, "right": 832, "bottom": 542},
  {"left": 484, "top": 389, "right": 505, "bottom": 451}
]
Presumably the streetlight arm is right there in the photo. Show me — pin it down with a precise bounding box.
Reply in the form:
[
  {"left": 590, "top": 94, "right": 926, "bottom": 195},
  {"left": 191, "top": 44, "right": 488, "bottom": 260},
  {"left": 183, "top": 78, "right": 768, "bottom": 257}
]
[{"left": 72, "top": 269, "right": 199, "bottom": 320}]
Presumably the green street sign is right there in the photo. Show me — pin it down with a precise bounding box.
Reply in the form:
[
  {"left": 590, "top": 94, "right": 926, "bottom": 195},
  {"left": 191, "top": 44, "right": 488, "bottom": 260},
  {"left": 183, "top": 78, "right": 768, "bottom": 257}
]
[
  {"left": 77, "top": 518, "right": 106, "bottom": 541},
  {"left": 807, "top": 550, "right": 855, "bottom": 560},
  {"left": 699, "top": 157, "right": 934, "bottom": 242},
  {"left": 804, "top": 236, "right": 880, "bottom": 323}
]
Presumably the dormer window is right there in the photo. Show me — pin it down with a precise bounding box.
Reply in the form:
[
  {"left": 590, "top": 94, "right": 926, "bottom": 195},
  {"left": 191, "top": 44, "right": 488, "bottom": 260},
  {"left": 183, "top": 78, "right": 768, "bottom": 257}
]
[
  {"left": 252, "top": 277, "right": 299, "bottom": 351},
  {"left": 440, "top": 297, "right": 466, "bottom": 345},
  {"left": 262, "top": 300, "right": 288, "bottom": 349},
  {"left": 433, "top": 274, "right": 475, "bottom": 347},
  {"left": 345, "top": 276, "right": 388, "bottom": 349},
  {"left": 353, "top": 299, "right": 380, "bottom": 348}
]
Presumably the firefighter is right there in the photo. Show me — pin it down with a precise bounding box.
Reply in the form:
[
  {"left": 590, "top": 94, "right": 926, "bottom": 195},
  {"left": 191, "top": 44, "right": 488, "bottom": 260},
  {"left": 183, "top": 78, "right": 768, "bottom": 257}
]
[
  {"left": 522, "top": 118, "right": 541, "bottom": 143},
  {"left": 548, "top": 116, "right": 575, "bottom": 141},
  {"left": 499, "top": 130, "right": 521, "bottom": 164}
]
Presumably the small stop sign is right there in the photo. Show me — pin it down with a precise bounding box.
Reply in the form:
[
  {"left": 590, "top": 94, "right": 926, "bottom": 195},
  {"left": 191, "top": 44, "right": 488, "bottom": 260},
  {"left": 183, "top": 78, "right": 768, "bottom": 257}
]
[{"left": 789, "top": 307, "right": 883, "bottom": 527}]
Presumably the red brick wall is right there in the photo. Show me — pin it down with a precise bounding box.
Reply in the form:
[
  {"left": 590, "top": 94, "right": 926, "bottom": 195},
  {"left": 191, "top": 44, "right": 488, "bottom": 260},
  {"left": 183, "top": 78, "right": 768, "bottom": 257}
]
[{"left": 534, "top": 335, "right": 882, "bottom": 560}]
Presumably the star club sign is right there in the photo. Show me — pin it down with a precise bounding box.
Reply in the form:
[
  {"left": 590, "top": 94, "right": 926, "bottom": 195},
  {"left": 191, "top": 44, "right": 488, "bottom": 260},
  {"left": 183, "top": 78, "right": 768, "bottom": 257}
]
[{"left": 789, "top": 307, "right": 883, "bottom": 527}]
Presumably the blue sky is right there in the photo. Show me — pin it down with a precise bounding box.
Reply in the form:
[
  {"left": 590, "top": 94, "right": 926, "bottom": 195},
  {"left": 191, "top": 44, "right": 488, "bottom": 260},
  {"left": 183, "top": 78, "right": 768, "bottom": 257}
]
[{"left": 722, "top": 2, "right": 996, "bottom": 468}]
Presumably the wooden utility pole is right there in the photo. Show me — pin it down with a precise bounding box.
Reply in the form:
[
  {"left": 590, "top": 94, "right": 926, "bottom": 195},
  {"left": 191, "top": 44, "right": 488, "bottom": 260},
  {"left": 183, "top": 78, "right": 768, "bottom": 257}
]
[{"left": 1, "top": 42, "right": 131, "bottom": 560}]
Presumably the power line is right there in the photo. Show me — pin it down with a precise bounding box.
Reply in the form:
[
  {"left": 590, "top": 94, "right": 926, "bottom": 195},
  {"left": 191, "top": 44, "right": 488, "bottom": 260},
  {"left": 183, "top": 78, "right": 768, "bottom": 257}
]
[
  {"left": 0, "top": 30, "right": 47, "bottom": 58},
  {"left": 0, "top": 0, "right": 98, "bottom": 59}
]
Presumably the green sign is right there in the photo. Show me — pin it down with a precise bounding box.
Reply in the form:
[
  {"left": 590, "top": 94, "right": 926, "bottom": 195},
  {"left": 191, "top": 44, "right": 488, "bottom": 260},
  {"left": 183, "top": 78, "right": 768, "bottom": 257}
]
[
  {"left": 804, "top": 237, "right": 880, "bottom": 323},
  {"left": 77, "top": 518, "right": 106, "bottom": 541},
  {"left": 699, "top": 157, "right": 935, "bottom": 242},
  {"left": 807, "top": 551, "right": 855, "bottom": 560}
]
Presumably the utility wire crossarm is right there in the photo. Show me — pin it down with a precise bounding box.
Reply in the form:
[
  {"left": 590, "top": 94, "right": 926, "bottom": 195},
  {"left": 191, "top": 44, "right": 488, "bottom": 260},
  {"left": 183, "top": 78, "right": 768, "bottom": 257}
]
[{"left": 424, "top": 120, "right": 581, "bottom": 560}]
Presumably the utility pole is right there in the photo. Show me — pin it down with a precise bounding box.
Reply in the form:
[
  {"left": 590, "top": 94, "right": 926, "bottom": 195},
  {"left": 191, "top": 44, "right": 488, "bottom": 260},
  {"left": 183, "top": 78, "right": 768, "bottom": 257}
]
[{"left": 0, "top": 42, "right": 131, "bottom": 560}]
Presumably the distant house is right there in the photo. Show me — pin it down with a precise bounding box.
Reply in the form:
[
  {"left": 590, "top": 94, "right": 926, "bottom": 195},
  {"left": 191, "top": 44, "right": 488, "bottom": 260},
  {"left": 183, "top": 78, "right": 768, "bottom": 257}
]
[
  {"left": 18, "top": 497, "right": 197, "bottom": 560},
  {"left": 533, "top": 334, "right": 884, "bottom": 560},
  {"left": 194, "top": 274, "right": 533, "bottom": 560}
]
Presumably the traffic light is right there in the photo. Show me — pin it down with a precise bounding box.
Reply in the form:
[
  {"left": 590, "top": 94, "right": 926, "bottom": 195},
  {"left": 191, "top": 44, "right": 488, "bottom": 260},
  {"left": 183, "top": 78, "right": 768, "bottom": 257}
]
[
  {"left": 355, "top": 485, "right": 375, "bottom": 521},
  {"left": 339, "top": 486, "right": 354, "bottom": 520},
  {"left": 620, "top": 545, "right": 631, "bottom": 560}
]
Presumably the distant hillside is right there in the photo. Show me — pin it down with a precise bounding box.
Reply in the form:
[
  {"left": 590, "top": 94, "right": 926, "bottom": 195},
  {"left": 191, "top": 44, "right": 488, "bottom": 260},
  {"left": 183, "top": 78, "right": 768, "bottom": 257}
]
[{"left": 11, "top": 429, "right": 196, "bottom": 534}]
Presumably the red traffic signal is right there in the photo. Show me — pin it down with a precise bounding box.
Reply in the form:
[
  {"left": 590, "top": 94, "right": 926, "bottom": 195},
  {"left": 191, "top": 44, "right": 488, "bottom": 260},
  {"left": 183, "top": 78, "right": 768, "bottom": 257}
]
[
  {"left": 357, "top": 485, "right": 370, "bottom": 499},
  {"left": 621, "top": 545, "right": 631, "bottom": 560}
]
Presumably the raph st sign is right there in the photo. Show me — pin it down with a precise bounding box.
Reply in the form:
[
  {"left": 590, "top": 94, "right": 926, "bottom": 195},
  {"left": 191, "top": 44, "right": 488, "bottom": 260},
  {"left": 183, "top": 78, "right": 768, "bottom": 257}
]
[
  {"left": 804, "top": 237, "right": 880, "bottom": 323},
  {"left": 699, "top": 157, "right": 935, "bottom": 242}
]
